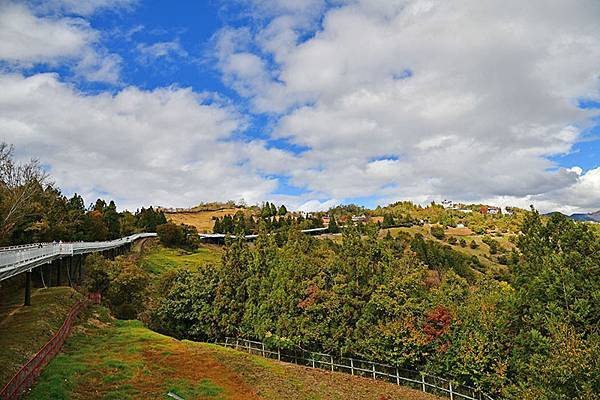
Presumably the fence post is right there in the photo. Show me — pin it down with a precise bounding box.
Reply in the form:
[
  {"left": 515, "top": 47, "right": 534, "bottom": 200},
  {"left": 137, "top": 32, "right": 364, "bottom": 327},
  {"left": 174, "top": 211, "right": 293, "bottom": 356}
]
[
  {"left": 372, "top": 363, "right": 376, "bottom": 379},
  {"left": 331, "top": 355, "right": 334, "bottom": 372},
  {"left": 236, "top": 338, "right": 239, "bottom": 350},
  {"left": 277, "top": 347, "right": 281, "bottom": 361},
  {"left": 311, "top": 353, "right": 315, "bottom": 368},
  {"left": 422, "top": 374, "right": 426, "bottom": 392},
  {"left": 396, "top": 367, "right": 400, "bottom": 385},
  {"left": 350, "top": 358, "right": 354, "bottom": 376},
  {"left": 225, "top": 337, "right": 228, "bottom": 347},
  {"left": 449, "top": 381, "right": 454, "bottom": 400},
  {"left": 262, "top": 342, "right": 265, "bottom": 357}
]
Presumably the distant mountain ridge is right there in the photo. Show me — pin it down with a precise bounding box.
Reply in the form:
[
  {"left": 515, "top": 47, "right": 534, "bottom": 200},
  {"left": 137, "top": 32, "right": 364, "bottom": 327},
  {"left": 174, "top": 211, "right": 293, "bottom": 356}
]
[
  {"left": 549, "top": 210, "right": 600, "bottom": 222},
  {"left": 569, "top": 210, "right": 600, "bottom": 222}
]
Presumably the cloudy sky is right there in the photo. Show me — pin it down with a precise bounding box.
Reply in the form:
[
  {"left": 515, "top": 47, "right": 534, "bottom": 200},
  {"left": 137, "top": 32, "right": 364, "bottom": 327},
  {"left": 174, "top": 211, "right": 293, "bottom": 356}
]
[{"left": 0, "top": 0, "right": 599, "bottom": 213}]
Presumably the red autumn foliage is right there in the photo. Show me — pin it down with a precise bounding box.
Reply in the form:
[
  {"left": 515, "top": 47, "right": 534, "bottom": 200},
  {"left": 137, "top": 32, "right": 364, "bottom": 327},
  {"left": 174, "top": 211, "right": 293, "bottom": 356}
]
[
  {"left": 297, "top": 284, "right": 320, "bottom": 309},
  {"left": 423, "top": 305, "right": 452, "bottom": 341}
]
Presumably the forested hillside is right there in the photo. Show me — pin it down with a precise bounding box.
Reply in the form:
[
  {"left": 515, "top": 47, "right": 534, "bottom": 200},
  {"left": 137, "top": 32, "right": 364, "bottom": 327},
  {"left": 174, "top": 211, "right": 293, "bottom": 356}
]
[
  {"left": 2, "top": 142, "right": 598, "bottom": 399},
  {"left": 82, "top": 213, "right": 600, "bottom": 399}
]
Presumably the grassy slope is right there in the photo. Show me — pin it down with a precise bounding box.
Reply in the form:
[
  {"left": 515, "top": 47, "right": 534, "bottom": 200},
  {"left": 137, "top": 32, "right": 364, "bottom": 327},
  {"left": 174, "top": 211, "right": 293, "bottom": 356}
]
[
  {"left": 28, "top": 306, "right": 440, "bottom": 400},
  {"left": 0, "top": 287, "right": 82, "bottom": 387},
  {"left": 380, "top": 225, "right": 515, "bottom": 271},
  {"left": 166, "top": 208, "right": 246, "bottom": 233},
  {"left": 138, "top": 240, "right": 223, "bottom": 274}
]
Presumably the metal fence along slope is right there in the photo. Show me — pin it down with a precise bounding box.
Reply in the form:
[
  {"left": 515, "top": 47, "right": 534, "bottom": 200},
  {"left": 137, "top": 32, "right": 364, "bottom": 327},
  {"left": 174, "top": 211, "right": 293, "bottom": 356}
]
[
  {"left": 0, "top": 298, "right": 90, "bottom": 400},
  {"left": 220, "top": 337, "right": 495, "bottom": 400}
]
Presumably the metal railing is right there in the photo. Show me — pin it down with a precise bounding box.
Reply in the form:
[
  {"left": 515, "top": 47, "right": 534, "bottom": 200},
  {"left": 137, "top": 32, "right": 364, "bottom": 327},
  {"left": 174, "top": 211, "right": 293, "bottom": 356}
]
[
  {"left": 0, "top": 298, "right": 88, "bottom": 400},
  {"left": 0, "top": 233, "right": 157, "bottom": 282},
  {"left": 220, "top": 337, "right": 495, "bottom": 400}
]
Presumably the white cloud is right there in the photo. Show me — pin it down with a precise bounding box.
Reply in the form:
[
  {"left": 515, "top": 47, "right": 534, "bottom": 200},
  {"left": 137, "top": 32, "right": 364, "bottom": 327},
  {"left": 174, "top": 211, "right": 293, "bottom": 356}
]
[
  {"left": 297, "top": 198, "right": 340, "bottom": 213},
  {"left": 0, "top": 2, "right": 95, "bottom": 65},
  {"left": 0, "top": 1, "right": 127, "bottom": 83},
  {"left": 73, "top": 48, "right": 122, "bottom": 84},
  {"left": 213, "top": 0, "right": 600, "bottom": 212},
  {"left": 136, "top": 40, "right": 188, "bottom": 64},
  {"left": 31, "top": 0, "right": 137, "bottom": 16},
  {"left": 0, "top": 72, "right": 283, "bottom": 210}
]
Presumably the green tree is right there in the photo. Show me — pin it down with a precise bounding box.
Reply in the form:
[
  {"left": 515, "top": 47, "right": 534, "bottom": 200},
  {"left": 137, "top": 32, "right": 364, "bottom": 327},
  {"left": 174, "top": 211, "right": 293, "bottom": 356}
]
[
  {"left": 328, "top": 215, "right": 340, "bottom": 233},
  {"left": 103, "top": 200, "right": 121, "bottom": 239},
  {"left": 83, "top": 253, "right": 112, "bottom": 295},
  {"left": 106, "top": 258, "right": 150, "bottom": 319},
  {"left": 431, "top": 225, "right": 445, "bottom": 240},
  {"left": 507, "top": 210, "right": 600, "bottom": 399},
  {"left": 382, "top": 213, "right": 396, "bottom": 228}
]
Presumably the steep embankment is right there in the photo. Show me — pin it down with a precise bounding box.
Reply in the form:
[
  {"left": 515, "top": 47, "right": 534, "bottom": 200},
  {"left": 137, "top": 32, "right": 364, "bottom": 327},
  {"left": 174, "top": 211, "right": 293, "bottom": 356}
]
[
  {"left": 0, "top": 287, "right": 82, "bottom": 387},
  {"left": 27, "top": 305, "right": 440, "bottom": 400}
]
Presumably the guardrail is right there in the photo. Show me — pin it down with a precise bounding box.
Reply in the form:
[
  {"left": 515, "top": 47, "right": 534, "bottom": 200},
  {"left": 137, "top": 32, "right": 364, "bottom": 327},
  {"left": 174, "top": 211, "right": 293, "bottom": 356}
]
[
  {"left": 220, "top": 337, "right": 494, "bottom": 400},
  {"left": 0, "top": 298, "right": 88, "bottom": 400},
  {"left": 0, "top": 233, "right": 157, "bottom": 282}
]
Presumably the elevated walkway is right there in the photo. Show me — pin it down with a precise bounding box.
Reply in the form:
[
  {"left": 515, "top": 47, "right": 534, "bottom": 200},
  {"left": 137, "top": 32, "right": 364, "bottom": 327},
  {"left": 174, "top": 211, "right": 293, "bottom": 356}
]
[{"left": 0, "top": 233, "right": 156, "bottom": 282}]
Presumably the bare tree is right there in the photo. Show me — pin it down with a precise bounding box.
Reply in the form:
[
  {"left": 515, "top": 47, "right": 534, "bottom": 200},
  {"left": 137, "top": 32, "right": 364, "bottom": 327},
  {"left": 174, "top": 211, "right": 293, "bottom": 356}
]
[{"left": 0, "top": 143, "right": 51, "bottom": 242}]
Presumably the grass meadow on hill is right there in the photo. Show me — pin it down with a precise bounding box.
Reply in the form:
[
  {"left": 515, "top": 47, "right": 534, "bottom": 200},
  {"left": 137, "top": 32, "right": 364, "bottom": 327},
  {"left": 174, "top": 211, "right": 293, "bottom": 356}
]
[
  {"left": 138, "top": 239, "right": 223, "bottom": 274},
  {"left": 165, "top": 208, "right": 246, "bottom": 233},
  {"left": 27, "top": 304, "right": 441, "bottom": 400}
]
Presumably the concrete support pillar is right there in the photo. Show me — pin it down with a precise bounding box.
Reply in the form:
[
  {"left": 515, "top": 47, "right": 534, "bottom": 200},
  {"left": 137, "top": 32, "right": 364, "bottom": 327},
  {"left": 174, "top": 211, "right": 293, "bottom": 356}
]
[
  {"left": 56, "top": 258, "right": 62, "bottom": 286},
  {"left": 39, "top": 265, "right": 47, "bottom": 288},
  {"left": 67, "top": 256, "right": 72, "bottom": 287},
  {"left": 24, "top": 270, "right": 32, "bottom": 306}
]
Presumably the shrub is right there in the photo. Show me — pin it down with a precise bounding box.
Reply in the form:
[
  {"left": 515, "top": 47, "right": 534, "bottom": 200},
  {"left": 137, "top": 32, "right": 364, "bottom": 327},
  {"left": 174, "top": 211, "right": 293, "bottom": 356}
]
[
  {"left": 157, "top": 222, "right": 184, "bottom": 246},
  {"left": 482, "top": 236, "right": 500, "bottom": 254},
  {"left": 470, "top": 240, "right": 479, "bottom": 249},
  {"left": 459, "top": 238, "right": 467, "bottom": 247},
  {"left": 430, "top": 225, "right": 445, "bottom": 240},
  {"left": 447, "top": 236, "right": 458, "bottom": 245},
  {"left": 157, "top": 222, "right": 198, "bottom": 248},
  {"left": 106, "top": 258, "right": 149, "bottom": 319},
  {"left": 83, "top": 253, "right": 112, "bottom": 295}
]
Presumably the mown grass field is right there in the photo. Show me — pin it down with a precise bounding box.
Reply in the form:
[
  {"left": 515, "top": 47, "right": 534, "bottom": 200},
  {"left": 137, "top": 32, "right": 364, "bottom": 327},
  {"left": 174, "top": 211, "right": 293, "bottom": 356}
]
[
  {"left": 27, "top": 305, "right": 440, "bottom": 400},
  {"left": 165, "top": 208, "right": 247, "bottom": 233},
  {"left": 138, "top": 240, "right": 223, "bottom": 274},
  {"left": 0, "top": 287, "right": 82, "bottom": 387}
]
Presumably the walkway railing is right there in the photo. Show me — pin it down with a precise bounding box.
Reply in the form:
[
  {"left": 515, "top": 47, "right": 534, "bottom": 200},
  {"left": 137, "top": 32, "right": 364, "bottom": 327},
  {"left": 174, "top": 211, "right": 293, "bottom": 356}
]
[
  {"left": 0, "top": 298, "right": 88, "bottom": 400},
  {"left": 0, "top": 233, "right": 157, "bottom": 282},
  {"left": 220, "top": 337, "right": 495, "bottom": 400}
]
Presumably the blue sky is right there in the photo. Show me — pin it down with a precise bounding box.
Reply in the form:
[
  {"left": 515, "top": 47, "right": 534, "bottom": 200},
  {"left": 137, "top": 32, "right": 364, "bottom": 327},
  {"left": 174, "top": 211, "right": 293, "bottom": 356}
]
[{"left": 1, "top": 0, "right": 599, "bottom": 213}]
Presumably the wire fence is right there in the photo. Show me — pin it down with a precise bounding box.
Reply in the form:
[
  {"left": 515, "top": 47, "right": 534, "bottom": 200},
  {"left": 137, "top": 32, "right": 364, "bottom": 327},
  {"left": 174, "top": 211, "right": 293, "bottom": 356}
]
[
  {"left": 220, "top": 337, "right": 495, "bottom": 400},
  {"left": 0, "top": 298, "right": 89, "bottom": 400}
]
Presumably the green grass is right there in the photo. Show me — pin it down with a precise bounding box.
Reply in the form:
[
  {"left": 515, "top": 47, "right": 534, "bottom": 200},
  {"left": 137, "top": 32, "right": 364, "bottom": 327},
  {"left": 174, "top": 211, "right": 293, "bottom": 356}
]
[
  {"left": 139, "top": 242, "right": 223, "bottom": 274},
  {"left": 27, "top": 305, "right": 440, "bottom": 400},
  {"left": 0, "top": 287, "right": 82, "bottom": 387},
  {"left": 27, "top": 308, "right": 191, "bottom": 400},
  {"left": 167, "top": 378, "right": 225, "bottom": 399}
]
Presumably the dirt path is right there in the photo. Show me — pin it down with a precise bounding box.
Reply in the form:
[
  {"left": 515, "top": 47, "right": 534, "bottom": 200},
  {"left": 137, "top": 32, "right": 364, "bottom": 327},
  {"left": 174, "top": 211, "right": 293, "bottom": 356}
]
[{"left": 131, "top": 237, "right": 154, "bottom": 254}]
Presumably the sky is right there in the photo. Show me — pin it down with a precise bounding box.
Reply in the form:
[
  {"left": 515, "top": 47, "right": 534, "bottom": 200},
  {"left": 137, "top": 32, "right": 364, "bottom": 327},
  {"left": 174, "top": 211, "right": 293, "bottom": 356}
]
[{"left": 0, "top": 0, "right": 599, "bottom": 213}]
